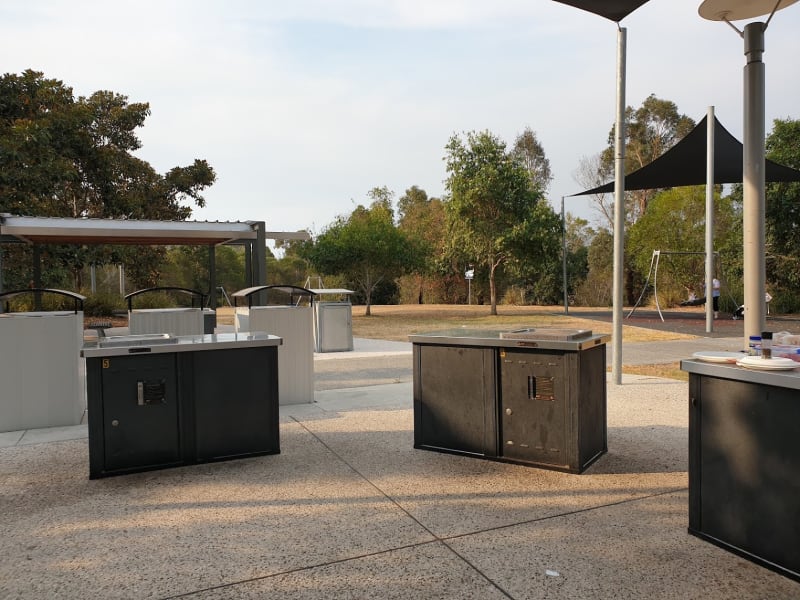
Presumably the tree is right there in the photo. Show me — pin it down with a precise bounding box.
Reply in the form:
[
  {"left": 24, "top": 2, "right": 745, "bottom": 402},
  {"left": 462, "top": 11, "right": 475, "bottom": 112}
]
[
  {"left": 599, "top": 94, "right": 695, "bottom": 222},
  {"left": 627, "top": 186, "right": 741, "bottom": 306},
  {"left": 575, "top": 229, "right": 614, "bottom": 306},
  {"left": 512, "top": 127, "right": 553, "bottom": 194},
  {"left": 397, "top": 185, "right": 447, "bottom": 303},
  {"left": 504, "top": 200, "right": 563, "bottom": 304},
  {"left": 765, "top": 117, "right": 800, "bottom": 309},
  {"left": 444, "top": 130, "right": 545, "bottom": 315},
  {"left": 574, "top": 153, "right": 614, "bottom": 230},
  {"left": 0, "top": 70, "right": 216, "bottom": 289},
  {"left": 300, "top": 191, "right": 417, "bottom": 316}
]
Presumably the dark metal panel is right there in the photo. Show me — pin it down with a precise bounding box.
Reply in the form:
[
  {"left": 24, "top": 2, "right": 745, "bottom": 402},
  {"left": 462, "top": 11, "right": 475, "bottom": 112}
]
[
  {"left": 690, "top": 374, "right": 800, "bottom": 580},
  {"left": 193, "top": 347, "right": 279, "bottom": 461},
  {"left": 500, "top": 350, "right": 567, "bottom": 467},
  {"left": 688, "top": 373, "right": 702, "bottom": 533},
  {"left": 99, "top": 354, "right": 181, "bottom": 474},
  {"left": 414, "top": 345, "right": 495, "bottom": 456},
  {"left": 576, "top": 344, "right": 608, "bottom": 467}
]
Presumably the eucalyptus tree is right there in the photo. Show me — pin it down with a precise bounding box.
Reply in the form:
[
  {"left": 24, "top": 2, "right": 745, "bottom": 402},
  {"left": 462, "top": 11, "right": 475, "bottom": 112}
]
[
  {"left": 444, "top": 130, "right": 551, "bottom": 315},
  {"left": 598, "top": 94, "right": 695, "bottom": 222},
  {"left": 0, "top": 70, "right": 215, "bottom": 289},
  {"left": 300, "top": 190, "right": 418, "bottom": 315},
  {"left": 512, "top": 127, "right": 553, "bottom": 194}
]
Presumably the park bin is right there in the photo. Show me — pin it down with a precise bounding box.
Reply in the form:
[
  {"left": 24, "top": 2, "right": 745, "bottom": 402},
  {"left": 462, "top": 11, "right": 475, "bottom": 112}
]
[
  {"left": 232, "top": 285, "right": 316, "bottom": 405},
  {"left": 126, "top": 286, "right": 215, "bottom": 336},
  {"left": 308, "top": 288, "right": 354, "bottom": 353},
  {"left": 0, "top": 288, "right": 86, "bottom": 432}
]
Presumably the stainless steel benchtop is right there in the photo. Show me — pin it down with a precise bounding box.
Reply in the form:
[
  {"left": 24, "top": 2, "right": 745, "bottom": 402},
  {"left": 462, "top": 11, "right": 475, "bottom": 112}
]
[
  {"left": 681, "top": 358, "right": 800, "bottom": 390},
  {"left": 82, "top": 331, "right": 282, "bottom": 358},
  {"left": 408, "top": 328, "right": 610, "bottom": 352}
]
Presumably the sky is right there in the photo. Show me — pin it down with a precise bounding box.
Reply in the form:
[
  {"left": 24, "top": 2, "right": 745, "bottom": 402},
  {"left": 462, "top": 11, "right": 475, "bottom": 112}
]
[{"left": 2, "top": 0, "right": 799, "bottom": 243}]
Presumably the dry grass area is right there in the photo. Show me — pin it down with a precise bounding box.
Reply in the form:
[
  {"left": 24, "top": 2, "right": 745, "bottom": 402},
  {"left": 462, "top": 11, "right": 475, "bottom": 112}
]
[
  {"left": 217, "top": 304, "right": 692, "bottom": 381},
  {"left": 348, "top": 304, "right": 695, "bottom": 343}
]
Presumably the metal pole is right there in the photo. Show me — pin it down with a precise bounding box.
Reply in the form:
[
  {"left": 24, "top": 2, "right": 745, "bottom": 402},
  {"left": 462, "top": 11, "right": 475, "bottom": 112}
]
[
  {"left": 208, "top": 245, "right": 217, "bottom": 309},
  {"left": 612, "top": 26, "right": 627, "bottom": 385},
  {"left": 742, "top": 22, "right": 766, "bottom": 348},
  {"left": 562, "top": 196, "right": 569, "bottom": 315},
  {"left": 705, "top": 106, "right": 715, "bottom": 333}
]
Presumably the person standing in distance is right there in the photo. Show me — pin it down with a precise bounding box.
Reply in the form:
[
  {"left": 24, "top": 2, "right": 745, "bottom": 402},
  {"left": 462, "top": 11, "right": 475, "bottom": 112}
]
[{"left": 712, "top": 277, "right": 721, "bottom": 319}]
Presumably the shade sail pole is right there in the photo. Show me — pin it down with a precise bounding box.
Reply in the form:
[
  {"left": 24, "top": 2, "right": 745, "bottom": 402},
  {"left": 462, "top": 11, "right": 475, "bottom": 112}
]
[
  {"left": 705, "top": 106, "right": 715, "bottom": 333},
  {"left": 742, "top": 22, "right": 766, "bottom": 348},
  {"left": 612, "top": 26, "right": 627, "bottom": 385},
  {"left": 562, "top": 196, "right": 569, "bottom": 315}
]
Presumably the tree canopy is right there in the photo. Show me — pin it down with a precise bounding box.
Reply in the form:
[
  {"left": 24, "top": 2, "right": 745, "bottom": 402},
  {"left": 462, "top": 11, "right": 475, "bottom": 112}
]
[
  {"left": 444, "top": 130, "right": 550, "bottom": 315},
  {"left": 597, "top": 94, "right": 695, "bottom": 223},
  {"left": 0, "top": 70, "right": 216, "bottom": 289},
  {"left": 765, "top": 117, "right": 800, "bottom": 306},
  {"left": 300, "top": 188, "right": 418, "bottom": 315}
]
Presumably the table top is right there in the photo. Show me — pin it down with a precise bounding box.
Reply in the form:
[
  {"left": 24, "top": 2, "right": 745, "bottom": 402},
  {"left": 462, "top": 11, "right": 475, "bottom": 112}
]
[
  {"left": 408, "top": 328, "right": 610, "bottom": 352},
  {"left": 681, "top": 358, "right": 800, "bottom": 390},
  {"left": 82, "top": 331, "right": 282, "bottom": 358}
]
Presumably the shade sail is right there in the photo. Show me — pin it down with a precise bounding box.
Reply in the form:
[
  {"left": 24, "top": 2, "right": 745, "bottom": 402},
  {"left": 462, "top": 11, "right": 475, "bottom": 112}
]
[
  {"left": 552, "top": 0, "right": 651, "bottom": 22},
  {"left": 572, "top": 116, "right": 800, "bottom": 196}
]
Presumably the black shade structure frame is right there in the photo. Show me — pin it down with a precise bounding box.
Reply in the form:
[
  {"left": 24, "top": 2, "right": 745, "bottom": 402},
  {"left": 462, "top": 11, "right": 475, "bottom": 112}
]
[
  {"left": 572, "top": 115, "right": 800, "bottom": 196},
  {"left": 552, "top": 0, "right": 651, "bottom": 22}
]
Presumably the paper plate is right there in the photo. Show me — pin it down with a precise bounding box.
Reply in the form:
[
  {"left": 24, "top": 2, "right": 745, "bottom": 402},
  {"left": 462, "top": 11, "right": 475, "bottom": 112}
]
[
  {"left": 736, "top": 356, "right": 799, "bottom": 370},
  {"left": 692, "top": 351, "right": 743, "bottom": 363}
]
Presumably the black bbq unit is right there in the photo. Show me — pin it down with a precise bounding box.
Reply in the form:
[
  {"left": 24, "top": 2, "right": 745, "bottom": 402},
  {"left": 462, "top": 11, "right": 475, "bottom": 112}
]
[
  {"left": 682, "top": 358, "right": 800, "bottom": 582},
  {"left": 410, "top": 329, "right": 608, "bottom": 474},
  {"left": 84, "top": 332, "right": 281, "bottom": 479}
]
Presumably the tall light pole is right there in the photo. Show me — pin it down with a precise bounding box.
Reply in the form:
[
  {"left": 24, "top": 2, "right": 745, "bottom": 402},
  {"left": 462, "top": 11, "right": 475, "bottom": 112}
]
[{"left": 699, "top": 0, "right": 799, "bottom": 349}]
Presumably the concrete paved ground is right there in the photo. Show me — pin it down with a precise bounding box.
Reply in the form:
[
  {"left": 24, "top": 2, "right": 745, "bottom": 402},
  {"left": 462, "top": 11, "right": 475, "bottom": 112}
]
[{"left": 2, "top": 337, "right": 798, "bottom": 599}]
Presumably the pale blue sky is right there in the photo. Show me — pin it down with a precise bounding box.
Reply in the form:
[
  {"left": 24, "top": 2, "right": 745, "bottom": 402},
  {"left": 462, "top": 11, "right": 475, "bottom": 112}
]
[{"left": 2, "top": 0, "right": 799, "bottom": 238}]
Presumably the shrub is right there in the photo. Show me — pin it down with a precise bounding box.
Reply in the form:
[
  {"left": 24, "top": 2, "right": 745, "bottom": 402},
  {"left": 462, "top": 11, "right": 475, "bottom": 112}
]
[{"left": 83, "top": 292, "right": 126, "bottom": 317}]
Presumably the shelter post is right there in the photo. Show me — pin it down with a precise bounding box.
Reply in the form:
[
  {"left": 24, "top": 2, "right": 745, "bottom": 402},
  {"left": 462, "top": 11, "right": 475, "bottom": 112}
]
[
  {"left": 208, "top": 245, "right": 217, "bottom": 309},
  {"left": 705, "top": 106, "right": 715, "bottom": 333},
  {"left": 32, "top": 245, "right": 42, "bottom": 310},
  {"left": 611, "top": 26, "right": 627, "bottom": 386},
  {"left": 253, "top": 222, "right": 268, "bottom": 306}
]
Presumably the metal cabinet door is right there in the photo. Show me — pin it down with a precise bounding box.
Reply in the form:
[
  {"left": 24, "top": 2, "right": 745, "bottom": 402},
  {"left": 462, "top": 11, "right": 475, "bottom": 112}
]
[
  {"left": 101, "top": 354, "right": 181, "bottom": 472},
  {"left": 500, "top": 350, "right": 567, "bottom": 466}
]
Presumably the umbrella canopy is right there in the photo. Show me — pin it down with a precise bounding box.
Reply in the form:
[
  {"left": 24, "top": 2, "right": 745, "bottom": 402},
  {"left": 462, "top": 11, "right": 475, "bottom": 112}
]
[
  {"left": 552, "top": 0, "right": 651, "bottom": 22},
  {"left": 572, "top": 115, "right": 800, "bottom": 196}
]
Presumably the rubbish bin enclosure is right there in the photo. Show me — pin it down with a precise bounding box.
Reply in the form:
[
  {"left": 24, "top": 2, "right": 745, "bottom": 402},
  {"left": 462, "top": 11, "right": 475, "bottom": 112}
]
[
  {"left": 0, "top": 288, "right": 86, "bottom": 432},
  {"left": 83, "top": 332, "right": 281, "bottom": 478},
  {"left": 682, "top": 359, "right": 800, "bottom": 581},
  {"left": 410, "top": 328, "right": 608, "bottom": 473},
  {"left": 309, "top": 288, "right": 354, "bottom": 352},
  {"left": 232, "top": 286, "right": 315, "bottom": 405},
  {"left": 126, "top": 287, "right": 214, "bottom": 336}
]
